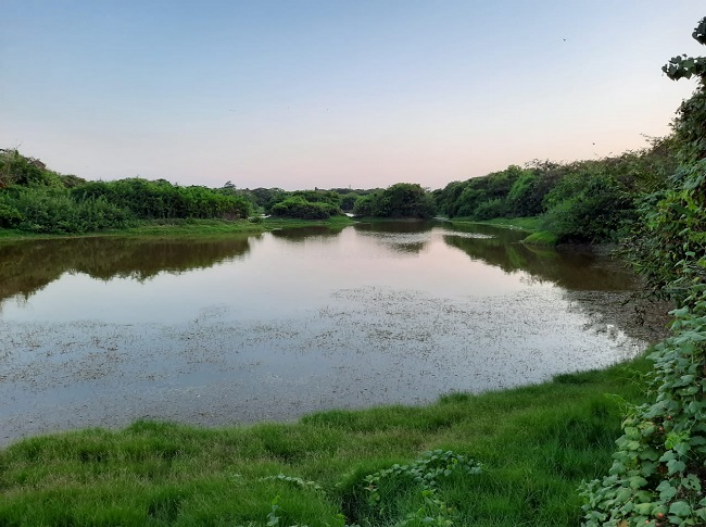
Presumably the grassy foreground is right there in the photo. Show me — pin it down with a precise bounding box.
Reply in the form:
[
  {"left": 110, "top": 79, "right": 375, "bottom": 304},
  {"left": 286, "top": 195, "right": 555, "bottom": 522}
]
[
  {"left": 0, "top": 357, "right": 652, "bottom": 527},
  {"left": 0, "top": 216, "right": 355, "bottom": 241}
]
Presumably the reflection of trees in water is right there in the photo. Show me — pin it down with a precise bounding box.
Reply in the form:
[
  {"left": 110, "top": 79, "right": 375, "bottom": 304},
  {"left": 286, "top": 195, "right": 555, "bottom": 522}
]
[
  {"left": 270, "top": 225, "right": 344, "bottom": 243},
  {"left": 445, "top": 223, "right": 528, "bottom": 243},
  {"left": 0, "top": 236, "right": 253, "bottom": 304},
  {"left": 443, "top": 226, "right": 670, "bottom": 343},
  {"left": 353, "top": 221, "right": 437, "bottom": 255},
  {"left": 443, "top": 232, "right": 637, "bottom": 291},
  {"left": 353, "top": 220, "right": 437, "bottom": 235},
  {"left": 562, "top": 289, "right": 671, "bottom": 344}
]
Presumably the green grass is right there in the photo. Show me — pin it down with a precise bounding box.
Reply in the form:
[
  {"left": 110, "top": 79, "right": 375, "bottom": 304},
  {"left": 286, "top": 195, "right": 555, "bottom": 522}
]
[
  {"left": 446, "top": 217, "right": 562, "bottom": 246},
  {"left": 522, "top": 230, "right": 559, "bottom": 246},
  {"left": 0, "top": 356, "right": 653, "bottom": 526},
  {"left": 448, "top": 216, "right": 543, "bottom": 233},
  {"left": 0, "top": 216, "right": 356, "bottom": 241}
]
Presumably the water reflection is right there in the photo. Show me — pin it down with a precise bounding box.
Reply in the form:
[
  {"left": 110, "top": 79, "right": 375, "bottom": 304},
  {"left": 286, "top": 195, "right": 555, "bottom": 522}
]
[
  {"left": 442, "top": 225, "right": 669, "bottom": 342},
  {"left": 354, "top": 221, "right": 436, "bottom": 234},
  {"left": 352, "top": 221, "right": 435, "bottom": 254},
  {"left": 0, "top": 236, "right": 253, "bottom": 305},
  {"left": 270, "top": 225, "right": 344, "bottom": 243},
  {"left": 443, "top": 229, "right": 638, "bottom": 291},
  {"left": 0, "top": 222, "right": 667, "bottom": 445}
]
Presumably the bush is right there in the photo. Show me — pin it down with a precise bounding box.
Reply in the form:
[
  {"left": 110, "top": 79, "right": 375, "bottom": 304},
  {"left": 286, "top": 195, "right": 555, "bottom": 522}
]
[
  {"left": 353, "top": 183, "right": 436, "bottom": 219},
  {"left": 0, "top": 187, "right": 132, "bottom": 233},
  {"left": 0, "top": 150, "right": 64, "bottom": 188},
  {"left": 474, "top": 198, "right": 509, "bottom": 220},
  {"left": 542, "top": 174, "right": 633, "bottom": 243},
  {"left": 270, "top": 197, "right": 338, "bottom": 219},
  {"left": 72, "top": 178, "right": 251, "bottom": 220}
]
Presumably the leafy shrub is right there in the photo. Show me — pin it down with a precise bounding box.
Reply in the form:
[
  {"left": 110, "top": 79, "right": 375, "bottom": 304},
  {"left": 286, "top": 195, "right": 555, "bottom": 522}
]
[
  {"left": 507, "top": 171, "right": 543, "bottom": 216},
  {"left": 0, "top": 149, "right": 64, "bottom": 188},
  {"left": 353, "top": 183, "right": 436, "bottom": 219},
  {"left": 352, "top": 193, "right": 381, "bottom": 216},
  {"left": 72, "top": 178, "right": 251, "bottom": 220},
  {"left": 341, "top": 450, "right": 481, "bottom": 526},
  {"left": 542, "top": 173, "right": 633, "bottom": 243},
  {"left": 474, "top": 197, "right": 509, "bottom": 220},
  {"left": 270, "top": 196, "right": 339, "bottom": 219},
  {"left": 0, "top": 187, "right": 132, "bottom": 233},
  {"left": 581, "top": 18, "right": 706, "bottom": 526}
]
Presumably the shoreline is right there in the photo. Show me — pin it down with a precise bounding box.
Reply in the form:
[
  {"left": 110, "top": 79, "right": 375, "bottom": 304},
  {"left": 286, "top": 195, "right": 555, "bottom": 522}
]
[{"left": 0, "top": 216, "right": 357, "bottom": 242}]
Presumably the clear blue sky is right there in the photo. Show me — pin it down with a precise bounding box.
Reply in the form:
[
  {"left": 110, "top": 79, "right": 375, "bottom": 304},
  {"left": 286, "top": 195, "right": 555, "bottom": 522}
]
[{"left": 1, "top": 1, "right": 703, "bottom": 190}]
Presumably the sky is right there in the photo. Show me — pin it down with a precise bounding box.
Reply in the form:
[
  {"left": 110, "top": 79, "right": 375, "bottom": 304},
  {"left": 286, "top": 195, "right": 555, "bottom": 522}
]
[{"left": 1, "top": 1, "right": 704, "bottom": 191}]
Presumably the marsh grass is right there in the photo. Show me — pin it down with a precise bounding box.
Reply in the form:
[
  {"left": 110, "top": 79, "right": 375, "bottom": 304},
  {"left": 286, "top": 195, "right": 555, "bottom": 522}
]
[{"left": 0, "top": 357, "right": 651, "bottom": 526}]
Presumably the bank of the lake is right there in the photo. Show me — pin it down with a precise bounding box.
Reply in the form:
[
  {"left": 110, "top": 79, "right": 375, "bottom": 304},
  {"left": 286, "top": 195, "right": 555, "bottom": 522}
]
[
  {"left": 0, "top": 216, "right": 357, "bottom": 241},
  {"left": 0, "top": 220, "right": 663, "bottom": 527},
  {"left": 445, "top": 216, "right": 560, "bottom": 246},
  {"left": 0, "top": 355, "right": 652, "bottom": 527}
]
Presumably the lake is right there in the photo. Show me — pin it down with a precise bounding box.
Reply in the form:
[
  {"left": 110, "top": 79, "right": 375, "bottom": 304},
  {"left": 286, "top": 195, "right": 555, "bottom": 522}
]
[{"left": 0, "top": 221, "right": 665, "bottom": 445}]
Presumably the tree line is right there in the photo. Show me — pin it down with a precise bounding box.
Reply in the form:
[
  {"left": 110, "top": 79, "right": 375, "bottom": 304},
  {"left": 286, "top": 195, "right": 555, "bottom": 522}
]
[
  {"left": 0, "top": 151, "right": 251, "bottom": 234},
  {"left": 0, "top": 134, "right": 683, "bottom": 240}
]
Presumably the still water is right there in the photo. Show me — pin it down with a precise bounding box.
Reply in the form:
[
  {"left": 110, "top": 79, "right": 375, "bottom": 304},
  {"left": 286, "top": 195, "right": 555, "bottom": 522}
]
[{"left": 0, "top": 222, "right": 664, "bottom": 444}]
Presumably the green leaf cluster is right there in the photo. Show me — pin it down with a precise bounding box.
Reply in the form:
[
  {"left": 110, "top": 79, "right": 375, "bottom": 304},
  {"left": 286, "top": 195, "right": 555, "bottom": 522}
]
[
  {"left": 268, "top": 190, "right": 344, "bottom": 219},
  {"left": 342, "top": 450, "right": 481, "bottom": 526},
  {"left": 0, "top": 152, "right": 252, "bottom": 234},
  {"left": 435, "top": 142, "right": 678, "bottom": 243},
  {"left": 581, "top": 18, "right": 706, "bottom": 526},
  {"left": 352, "top": 183, "right": 436, "bottom": 219}
]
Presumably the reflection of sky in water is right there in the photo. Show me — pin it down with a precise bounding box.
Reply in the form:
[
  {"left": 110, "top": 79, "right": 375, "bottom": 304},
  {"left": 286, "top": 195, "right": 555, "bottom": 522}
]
[{"left": 1, "top": 226, "right": 540, "bottom": 324}]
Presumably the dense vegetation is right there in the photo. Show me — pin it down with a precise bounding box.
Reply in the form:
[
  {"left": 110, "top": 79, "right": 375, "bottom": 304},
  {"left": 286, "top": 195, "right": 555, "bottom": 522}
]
[
  {"left": 0, "top": 152, "right": 429, "bottom": 228},
  {"left": 267, "top": 190, "right": 344, "bottom": 219},
  {"left": 0, "top": 150, "right": 251, "bottom": 234},
  {"left": 353, "top": 183, "right": 437, "bottom": 219},
  {"left": 434, "top": 139, "right": 679, "bottom": 244},
  {"left": 580, "top": 17, "right": 706, "bottom": 527}
]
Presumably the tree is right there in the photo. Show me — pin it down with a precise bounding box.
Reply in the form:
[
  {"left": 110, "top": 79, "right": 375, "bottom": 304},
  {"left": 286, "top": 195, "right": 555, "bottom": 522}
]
[{"left": 353, "top": 183, "right": 436, "bottom": 219}]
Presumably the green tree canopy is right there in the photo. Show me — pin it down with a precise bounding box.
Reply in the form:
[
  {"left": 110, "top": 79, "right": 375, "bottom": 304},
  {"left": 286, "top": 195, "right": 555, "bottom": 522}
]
[{"left": 353, "top": 183, "right": 436, "bottom": 219}]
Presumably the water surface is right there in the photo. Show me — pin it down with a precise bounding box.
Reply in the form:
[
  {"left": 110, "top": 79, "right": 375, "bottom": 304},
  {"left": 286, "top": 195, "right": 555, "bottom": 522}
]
[{"left": 0, "top": 222, "right": 664, "bottom": 445}]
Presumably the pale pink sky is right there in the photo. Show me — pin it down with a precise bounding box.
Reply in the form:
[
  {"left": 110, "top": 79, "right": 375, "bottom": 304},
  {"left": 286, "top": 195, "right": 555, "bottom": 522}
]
[{"left": 1, "top": 1, "right": 702, "bottom": 189}]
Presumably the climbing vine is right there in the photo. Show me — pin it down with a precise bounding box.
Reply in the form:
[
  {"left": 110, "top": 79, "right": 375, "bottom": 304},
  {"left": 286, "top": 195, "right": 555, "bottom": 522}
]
[{"left": 581, "top": 17, "right": 706, "bottom": 527}]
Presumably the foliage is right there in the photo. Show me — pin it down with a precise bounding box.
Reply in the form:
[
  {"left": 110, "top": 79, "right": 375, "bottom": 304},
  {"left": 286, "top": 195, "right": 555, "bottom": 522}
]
[
  {"left": 351, "top": 193, "right": 379, "bottom": 216},
  {"left": 0, "top": 149, "right": 65, "bottom": 188},
  {"left": 506, "top": 170, "right": 542, "bottom": 216},
  {"left": 270, "top": 196, "right": 341, "bottom": 219},
  {"left": 581, "top": 18, "right": 706, "bottom": 526},
  {"left": 266, "top": 190, "right": 344, "bottom": 219},
  {"left": 434, "top": 141, "right": 678, "bottom": 242},
  {"left": 474, "top": 197, "right": 509, "bottom": 220},
  {"left": 662, "top": 18, "right": 706, "bottom": 83},
  {"left": 72, "top": 178, "right": 252, "bottom": 220},
  {"left": 349, "top": 450, "right": 481, "bottom": 526},
  {"left": 0, "top": 151, "right": 254, "bottom": 234},
  {"left": 352, "top": 183, "right": 436, "bottom": 219},
  {"left": 542, "top": 172, "right": 633, "bottom": 243},
  {"left": 581, "top": 303, "right": 706, "bottom": 527},
  {"left": 0, "top": 187, "right": 132, "bottom": 233},
  {"left": 339, "top": 193, "right": 359, "bottom": 212}
]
